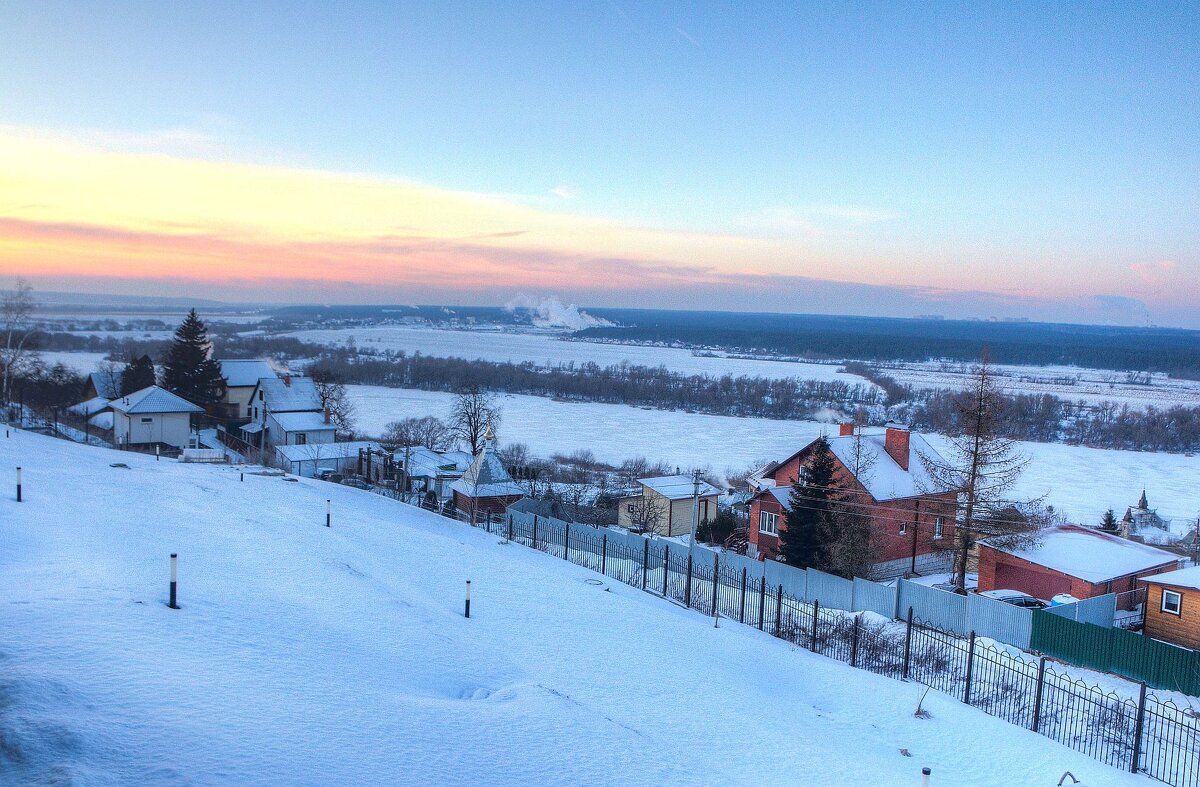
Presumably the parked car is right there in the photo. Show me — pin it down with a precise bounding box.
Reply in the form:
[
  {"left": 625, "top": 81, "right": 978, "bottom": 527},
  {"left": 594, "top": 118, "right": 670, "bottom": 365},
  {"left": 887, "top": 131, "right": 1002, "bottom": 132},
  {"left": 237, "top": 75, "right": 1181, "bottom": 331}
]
[
  {"left": 977, "top": 589, "right": 1048, "bottom": 609},
  {"left": 316, "top": 469, "right": 338, "bottom": 481},
  {"left": 341, "top": 477, "right": 371, "bottom": 490}
]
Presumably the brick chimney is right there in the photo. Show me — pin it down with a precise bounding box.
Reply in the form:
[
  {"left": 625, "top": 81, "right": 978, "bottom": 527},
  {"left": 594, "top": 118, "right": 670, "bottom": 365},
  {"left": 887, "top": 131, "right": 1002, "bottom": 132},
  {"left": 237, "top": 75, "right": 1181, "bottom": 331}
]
[
  {"left": 283, "top": 373, "right": 292, "bottom": 387},
  {"left": 839, "top": 423, "right": 855, "bottom": 437},
  {"left": 324, "top": 406, "right": 331, "bottom": 424},
  {"left": 884, "top": 422, "right": 910, "bottom": 470}
]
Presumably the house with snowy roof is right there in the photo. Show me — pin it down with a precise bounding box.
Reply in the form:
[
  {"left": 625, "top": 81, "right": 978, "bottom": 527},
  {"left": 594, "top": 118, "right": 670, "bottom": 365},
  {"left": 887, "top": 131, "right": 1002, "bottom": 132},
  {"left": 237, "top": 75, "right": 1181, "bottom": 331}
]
[
  {"left": 216, "top": 359, "right": 278, "bottom": 421},
  {"left": 109, "top": 385, "right": 204, "bottom": 450},
  {"left": 977, "top": 524, "right": 1183, "bottom": 603},
  {"left": 82, "top": 370, "right": 121, "bottom": 402},
  {"left": 241, "top": 374, "right": 334, "bottom": 451},
  {"left": 394, "top": 445, "right": 473, "bottom": 503},
  {"left": 617, "top": 474, "right": 721, "bottom": 537},
  {"left": 748, "top": 423, "right": 957, "bottom": 577},
  {"left": 1140, "top": 566, "right": 1200, "bottom": 651},
  {"left": 448, "top": 430, "right": 524, "bottom": 520}
]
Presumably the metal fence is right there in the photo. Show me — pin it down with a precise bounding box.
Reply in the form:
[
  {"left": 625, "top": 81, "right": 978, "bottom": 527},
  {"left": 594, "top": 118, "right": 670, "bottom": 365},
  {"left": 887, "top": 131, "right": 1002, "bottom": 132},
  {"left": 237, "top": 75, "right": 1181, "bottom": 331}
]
[{"left": 477, "top": 509, "right": 1199, "bottom": 787}]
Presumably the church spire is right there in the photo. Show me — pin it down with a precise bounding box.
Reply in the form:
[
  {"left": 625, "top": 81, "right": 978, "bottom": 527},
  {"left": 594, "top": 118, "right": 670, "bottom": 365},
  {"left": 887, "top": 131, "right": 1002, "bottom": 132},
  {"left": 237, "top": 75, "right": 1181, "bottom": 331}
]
[{"left": 1138, "top": 488, "right": 1149, "bottom": 510}]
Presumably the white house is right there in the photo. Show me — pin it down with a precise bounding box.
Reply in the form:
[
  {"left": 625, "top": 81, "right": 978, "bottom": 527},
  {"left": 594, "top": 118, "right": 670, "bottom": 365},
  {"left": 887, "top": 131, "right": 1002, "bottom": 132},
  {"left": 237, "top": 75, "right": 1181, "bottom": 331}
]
[
  {"left": 109, "top": 386, "right": 204, "bottom": 450},
  {"left": 241, "top": 375, "right": 334, "bottom": 450},
  {"left": 217, "top": 359, "right": 278, "bottom": 421}
]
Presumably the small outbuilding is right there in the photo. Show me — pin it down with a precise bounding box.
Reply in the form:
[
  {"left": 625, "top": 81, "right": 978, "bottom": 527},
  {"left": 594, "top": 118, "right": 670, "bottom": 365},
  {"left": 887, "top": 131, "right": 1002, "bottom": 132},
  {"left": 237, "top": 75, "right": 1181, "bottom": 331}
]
[
  {"left": 1140, "top": 567, "right": 1200, "bottom": 651},
  {"left": 977, "top": 524, "right": 1183, "bottom": 603},
  {"left": 109, "top": 386, "right": 204, "bottom": 450},
  {"left": 449, "top": 433, "right": 524, "bottom": 521}
]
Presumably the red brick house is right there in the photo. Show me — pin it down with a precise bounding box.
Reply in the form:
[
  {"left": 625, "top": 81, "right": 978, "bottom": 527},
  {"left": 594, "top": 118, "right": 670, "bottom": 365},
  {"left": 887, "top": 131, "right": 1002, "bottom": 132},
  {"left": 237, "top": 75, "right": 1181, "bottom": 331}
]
[
  {"left": 748, "top": 423, "right": 958, "bottom": 577},
  {"left": 977, "top": 524, "right": 1183, "bottom": 603}
]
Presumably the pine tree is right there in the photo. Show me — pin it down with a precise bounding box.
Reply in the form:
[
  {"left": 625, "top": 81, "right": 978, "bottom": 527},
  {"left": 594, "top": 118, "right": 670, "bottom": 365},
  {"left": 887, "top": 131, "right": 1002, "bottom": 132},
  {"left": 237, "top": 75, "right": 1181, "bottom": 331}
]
[
  {"left": 779, "top": 436, "right": 837, "bottom": 569},
  {"left": 161, "top": 310, "right": 226, "bottom": 406},
  {"left": 1100, "top": 508, "right": 1118, "bottom": 532},
  {"left": 119, "top": 354, "right": 157, "bottom": 395}
]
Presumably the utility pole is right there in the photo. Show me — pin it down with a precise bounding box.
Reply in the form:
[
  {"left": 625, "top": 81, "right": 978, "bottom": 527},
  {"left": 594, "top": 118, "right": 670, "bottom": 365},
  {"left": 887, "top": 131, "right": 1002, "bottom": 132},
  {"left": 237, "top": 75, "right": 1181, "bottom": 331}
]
[{"left": 688, "top": 468, "right": 702, "bottom": 561}]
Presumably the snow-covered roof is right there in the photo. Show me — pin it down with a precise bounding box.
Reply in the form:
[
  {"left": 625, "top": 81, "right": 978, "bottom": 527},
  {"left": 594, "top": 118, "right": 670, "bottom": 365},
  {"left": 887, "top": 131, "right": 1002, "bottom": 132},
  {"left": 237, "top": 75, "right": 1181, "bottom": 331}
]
[
  {"left": 271, "top": 411, "right": 336, "bottom": 433},
  {"left": 275, "top": 441, "right": 380, "bottom": 463},
  {"left": 109, "top": 386, "right": 204, "bottom": 415},
  {"left": 87, "top": 371, "right": 120, "bottom": 400},
  {"left": 1140, "top": 565, "right": 1200, "bottom": 591},
  {"left": 255, "top": 376, "right": 322, "bottom": 412},
  {"left": 768, "top": 429, "right": 952, "bottom": 502},
  {"left": 639, "top": 475, "right": 721, "bottom": 500},
  {"left": 983, "top": 525, "right": 1183, "bottom": 584},
  {"left": 218, "top": 359, "right": 278, "bottom": 388},
  {"left": 449, "top": 439, "right": 525, "bottom": 499},
  {"left": 396, "top": 446, "right": 469, "bottom": 479},
  {"left": 239, "top": 422, "right": 264, "bottom": 434},
  {"left": 69, "top": 396, "right": 111, "bottom": 417}
]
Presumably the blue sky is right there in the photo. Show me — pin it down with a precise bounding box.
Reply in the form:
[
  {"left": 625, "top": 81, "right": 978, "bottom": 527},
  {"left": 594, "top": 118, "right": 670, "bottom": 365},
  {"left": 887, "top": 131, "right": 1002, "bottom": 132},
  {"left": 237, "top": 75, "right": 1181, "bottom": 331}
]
[{"left": 1, "top": 2, "right": 1197, "bottom": 325}]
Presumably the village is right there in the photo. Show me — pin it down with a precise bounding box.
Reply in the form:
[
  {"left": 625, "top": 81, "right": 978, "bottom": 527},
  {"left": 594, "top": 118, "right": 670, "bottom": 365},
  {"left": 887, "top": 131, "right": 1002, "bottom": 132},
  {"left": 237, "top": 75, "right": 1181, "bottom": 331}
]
[{"left": 5, "top": 308, "right": 1200, "bottom": 785}]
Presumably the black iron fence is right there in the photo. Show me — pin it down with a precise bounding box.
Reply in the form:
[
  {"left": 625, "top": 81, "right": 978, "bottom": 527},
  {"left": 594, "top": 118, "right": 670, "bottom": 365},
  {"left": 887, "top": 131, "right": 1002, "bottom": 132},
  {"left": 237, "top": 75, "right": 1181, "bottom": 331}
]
[{"left": 447, "top": 508, "right": 1199, "bottom": 786}]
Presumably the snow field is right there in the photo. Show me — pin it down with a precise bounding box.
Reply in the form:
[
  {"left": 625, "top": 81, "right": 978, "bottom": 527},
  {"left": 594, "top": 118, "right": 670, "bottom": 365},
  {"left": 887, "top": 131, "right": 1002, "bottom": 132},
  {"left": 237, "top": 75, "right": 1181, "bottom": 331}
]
[{"left": 0, "top": 431, "right": 1142, "bottom": 785}]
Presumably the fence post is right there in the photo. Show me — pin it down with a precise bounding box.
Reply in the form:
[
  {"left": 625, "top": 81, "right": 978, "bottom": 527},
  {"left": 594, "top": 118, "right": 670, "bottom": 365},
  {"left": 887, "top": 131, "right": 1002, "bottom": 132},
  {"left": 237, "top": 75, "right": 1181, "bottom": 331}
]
[
  {"left": 532, "top": 515, "right": 538, "bottom": 550},
  {"left": 710, "top": 554, "right": 719, "bottom": 618},
  {"left": 1131, "top": 681, "right": 1148, "bottom": 774},
  {"left": 662, "top": 545, "right": 669, "bottom": 596},
  {"left": 810, "top": 599, "right": 820, "bottom": 651},
  {"left": 1031, "top": 656, "right": 1047, "bottom": 733},
  {"left": 739, "top": 567, "right": 748, "bottom": 624},
  {"left": 507, "top": 514, "right": 513, "bottom": 541},
  {"left": 902, "top": 607, "right": 914, "bottom": 681},
  {"left": 601, "top": 534, "right": 608, "bottom": 576},
  {"left": 563, "top": 523, "right": 570, "bottom": 561},
  {"left": 758, "top": 575, "right": 766, "bottom": 630},
  {"left": 684, "top": 553, "right": 694, "bottom": 607},
  {"left": 963, "top": 631, "right": 977, "bottom": 705},
  {"left": 850, "top": 614, "right": 862, "bottom": 667},
  {"left": 641, "top": 538, "right": 649, "bottom": 590},
  {"left": 773, "top": 585, "right": 783, "bottom": 637}
]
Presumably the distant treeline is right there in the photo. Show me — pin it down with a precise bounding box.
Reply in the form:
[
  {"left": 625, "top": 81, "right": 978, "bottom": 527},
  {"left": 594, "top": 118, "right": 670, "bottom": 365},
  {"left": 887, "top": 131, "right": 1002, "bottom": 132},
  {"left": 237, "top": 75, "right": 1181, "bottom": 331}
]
[
  {"left": 309, "top": 351, "right": 885, "bottom": 420},
  {"left": 575, "top": 311, "right": 1200, "bottom": 379}
]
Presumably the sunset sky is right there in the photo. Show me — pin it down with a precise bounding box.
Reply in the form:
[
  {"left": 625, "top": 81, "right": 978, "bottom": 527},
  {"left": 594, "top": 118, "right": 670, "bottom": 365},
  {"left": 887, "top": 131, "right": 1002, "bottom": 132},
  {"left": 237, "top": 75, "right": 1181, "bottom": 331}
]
[{"left": 1, "top": 2, "right": 1197, "bottom": 325}]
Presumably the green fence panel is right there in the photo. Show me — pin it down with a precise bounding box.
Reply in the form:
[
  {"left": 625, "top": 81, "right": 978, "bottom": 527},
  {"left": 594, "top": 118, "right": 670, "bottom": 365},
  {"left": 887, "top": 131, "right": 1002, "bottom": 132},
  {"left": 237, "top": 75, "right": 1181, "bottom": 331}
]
[
  {"left": 1032, "top": 612, "right": 1113, "bottom": 673},
  {"left": 1033, "top": 610, "right": 1200, "bottom": 697},
  {"left": 1109, "top": 627, "right": 1200, "bottom": 697}
]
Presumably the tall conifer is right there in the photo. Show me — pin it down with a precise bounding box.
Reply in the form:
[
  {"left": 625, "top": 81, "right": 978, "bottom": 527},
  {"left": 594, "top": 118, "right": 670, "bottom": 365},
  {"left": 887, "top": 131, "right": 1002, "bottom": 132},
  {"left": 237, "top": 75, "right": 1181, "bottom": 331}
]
[
  {"left": 779, "top": 436, "right": 837, "bottom": 569},
  {"left": 161, "top": 309, "right": 226, "bottom": 406}
]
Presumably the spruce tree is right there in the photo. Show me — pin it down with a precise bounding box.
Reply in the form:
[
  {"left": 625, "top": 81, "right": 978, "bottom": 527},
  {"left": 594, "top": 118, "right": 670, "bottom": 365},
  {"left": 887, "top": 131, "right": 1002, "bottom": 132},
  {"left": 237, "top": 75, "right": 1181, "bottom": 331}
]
[
  {"left": 1100, "top": 508, "right": 1118, "bottom": 532},
  {"left": 779, "top": 436, "right": 837, "bottom": 569},
  {"left": 161, "top": 310, "right": 226, "bottom": 406},
  {"left": 119, "top": 354, "right": 157, "bottom": 395}
]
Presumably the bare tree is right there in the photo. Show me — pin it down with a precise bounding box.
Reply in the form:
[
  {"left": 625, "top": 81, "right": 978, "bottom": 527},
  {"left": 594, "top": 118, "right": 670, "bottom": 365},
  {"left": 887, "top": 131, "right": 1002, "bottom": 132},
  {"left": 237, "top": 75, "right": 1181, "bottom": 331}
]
[
  {"left": 625, "top": 493, "right": 668, "bottom": 536},
  {"left": 449, "top": 386, "right": 500, "bottom": 454},
  {"left": 383, "top": 416, "right": 451, "bottom": 450},
  {"left": 1, "top": 280, "right": 39, "bottom": 404},
  {"left": 312, "top": 372, "right": 356, "bottom": 438},
  {"left": 920, "top": 353, "right": 1035, "bottom": 591}
]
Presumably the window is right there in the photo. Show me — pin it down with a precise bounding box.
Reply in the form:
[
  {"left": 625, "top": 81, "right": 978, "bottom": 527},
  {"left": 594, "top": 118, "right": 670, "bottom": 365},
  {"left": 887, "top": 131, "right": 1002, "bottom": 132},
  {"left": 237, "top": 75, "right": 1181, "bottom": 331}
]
[
  {"left": 934, "top": 516, "right": 945, "bottom": 540},
  {"left": 798, "top": 466, "right": 809, "bottom": 486},
  {"left": 247, "top": 405, "right": 253, "bottom": 417},
  {"left": 295, "top": 433, "right": 307, "bottom": 445},
  {"left": 759, "top": 510, "right": 779, "bottom": 536},
  {"left": 140, "top": 417, "right": 153, "bottom": 424},
  {"left": 258, "top": 390, "right": 264, "bottom": 400},
  {"left": 1162, "top": 589, "right": 1183, "bottom": 616},
  {"left": 899, "top": 521, "right": 907, "bottom": 536}
]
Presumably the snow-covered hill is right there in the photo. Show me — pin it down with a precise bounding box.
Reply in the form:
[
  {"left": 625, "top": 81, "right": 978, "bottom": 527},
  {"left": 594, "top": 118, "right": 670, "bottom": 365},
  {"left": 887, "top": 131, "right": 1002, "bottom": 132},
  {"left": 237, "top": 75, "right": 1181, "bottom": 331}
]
[{"left": 0, "top": 431, "right": 1143, "bottom": 785}]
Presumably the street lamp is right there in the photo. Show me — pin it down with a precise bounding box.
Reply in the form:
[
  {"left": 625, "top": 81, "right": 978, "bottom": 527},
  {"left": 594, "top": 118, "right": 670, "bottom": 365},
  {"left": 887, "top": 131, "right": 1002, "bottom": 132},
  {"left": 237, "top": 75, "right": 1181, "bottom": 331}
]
[{"left": 688, "top": 468, "right": 702, "bottom": 561}]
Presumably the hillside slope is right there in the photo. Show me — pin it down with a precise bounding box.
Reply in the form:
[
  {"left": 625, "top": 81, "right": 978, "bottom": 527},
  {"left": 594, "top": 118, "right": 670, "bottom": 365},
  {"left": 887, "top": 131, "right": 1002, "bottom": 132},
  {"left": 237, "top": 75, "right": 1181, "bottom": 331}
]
[{"left": 0, "top": 431, "right": 1143, "bottom": 785}]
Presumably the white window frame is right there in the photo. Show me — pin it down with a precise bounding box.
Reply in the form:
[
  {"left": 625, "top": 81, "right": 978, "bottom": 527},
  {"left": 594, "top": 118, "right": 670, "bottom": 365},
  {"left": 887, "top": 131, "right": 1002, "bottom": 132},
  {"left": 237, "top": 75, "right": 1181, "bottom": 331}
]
[
  {"left": 759, "top": 510, "right": 779, "bottom": 536},
  {"left": 295, "top": 433, "right": 307, "bottom": 445},
  {"left": 899, "top": 520, "right": 907, "bottom": 536},
  {"left": 1161, "top": 589, "right": 1183, "bottom": 616},
  {"left": 934, "top": 516, "right": 945, "bottom": 540}
]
